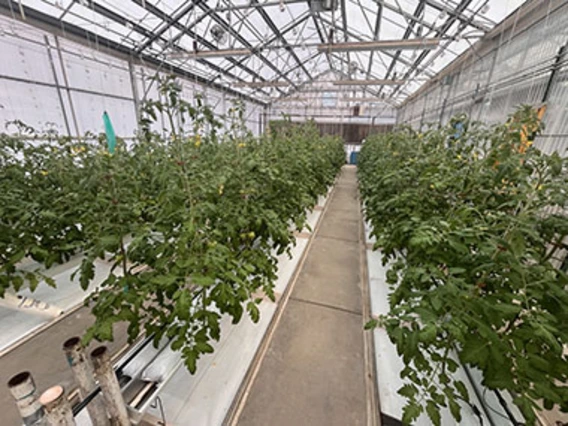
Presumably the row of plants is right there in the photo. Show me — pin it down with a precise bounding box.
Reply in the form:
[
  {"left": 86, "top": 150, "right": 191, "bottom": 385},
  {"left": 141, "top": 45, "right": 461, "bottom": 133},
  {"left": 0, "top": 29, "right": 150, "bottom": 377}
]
[
  {"left": 0, "top": 76, "right": 345, "bottom": 372},
  {"left": 359, "top": 107, "right": 568, "bottom": 425}
]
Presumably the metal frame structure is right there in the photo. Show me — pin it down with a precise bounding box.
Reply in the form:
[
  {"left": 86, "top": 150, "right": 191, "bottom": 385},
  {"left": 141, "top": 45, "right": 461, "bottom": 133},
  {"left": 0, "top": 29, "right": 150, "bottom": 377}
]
[{"left": 0, "top": 0, "right": 525, "bottom": 107}]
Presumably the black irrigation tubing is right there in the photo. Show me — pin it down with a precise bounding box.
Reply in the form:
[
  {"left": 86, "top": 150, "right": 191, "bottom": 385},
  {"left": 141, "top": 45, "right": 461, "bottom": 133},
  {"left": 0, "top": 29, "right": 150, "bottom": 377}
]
[
  {"left": 72, "top": 335, "right": 153, "bottom": 416},
  {"left": 73, "top": 288, "right": 204, "bottom": 416}
]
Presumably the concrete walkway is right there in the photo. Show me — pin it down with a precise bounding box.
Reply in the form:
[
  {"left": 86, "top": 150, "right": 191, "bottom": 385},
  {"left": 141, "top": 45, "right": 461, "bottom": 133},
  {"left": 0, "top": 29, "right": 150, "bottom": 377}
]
[{"left": 236, "top": 166, "right": 375, "bottom": 426}]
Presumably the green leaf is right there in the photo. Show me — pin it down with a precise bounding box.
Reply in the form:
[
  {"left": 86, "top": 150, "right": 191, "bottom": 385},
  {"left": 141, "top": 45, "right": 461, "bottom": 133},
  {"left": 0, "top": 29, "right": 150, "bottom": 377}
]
[
  {"left": 247, "top": 301, "right": 260, "bottom": 323},
  {"left": 454, "top": 380, "right": 469, "bottom": 401},
  {"left": 184, "top": 348, "right": 198, "bottom": 374},
  {"left": 426, "top": 400, "right": 441, "bottom": 426},
  {"left": 513, "top": 396, "right": 536, "bottom": 424},
  {"left": 364, "top": 318, "right": 379, "bottom": 330},
  {"left": 398, "top": 384, "right": 418, "bottom": 398},
  {"left": 386, "top": 269, "right": 398, "bottom": 284},
  {"left": 449, "top": 399, "right": 462, "bottom": 422},
  {"left": 460, "top": 336, "right": 489, "bottom": 367},
  {"left": 402, "top": 401, "right": 422, "bottom": 425},
  {"left": 420, "top": 324, "right": 437, "bottom": 343}
]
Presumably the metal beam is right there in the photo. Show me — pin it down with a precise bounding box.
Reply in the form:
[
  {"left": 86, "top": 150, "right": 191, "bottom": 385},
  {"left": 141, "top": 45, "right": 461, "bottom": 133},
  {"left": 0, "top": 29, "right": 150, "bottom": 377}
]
[
  {"left": 340, "top": 0, "right": 351, "bottom": 73},
  {"left": 128, "top": 0, "right": 272, "bottom": 95},
  {"left": 135, "top": 1, "right": 201, "bottom": 54},
  {"left": 154, "top": 8, "right": 215, "bottom": 55},
  {"left": 195, "top": 1, "right": 298, "bottom": 88},
  {"left": 307, "top": 0, "right": 336, "bottom": 79},
  {"left": 215, "top": 12, "right": 312, "bottom": 81},
  {"left": 376, "top": 0, "right": 438, "bottom": 33},
  {"left": 367, "top": 4, "right": 383, "bottom": 78},
  {"left": 423, "top": 0, "right": 492, "bottom": 32},
  {"left": 250, "top": 0, "right": 312, "bottom": 80},
  {"left": 214, "top": 0, "right": 307, "bottom": 12},
  {"left": 390, "top": 0, "right": 475, "bottom": 100},
  {"left": 317, "top": 15, "right": 435, "bottom": 77},
  {"left": 382, "top": 0, "right": 426, "bottom": 86},
  {"left": 234, "top": 81, "right": 291, "bottom": 88},
  {"left": 167, "top": 48, "right": 252, "bottom": 59},
  {"left": 333, "top": 79, "right": 404, "bottom": 86},
  {"left": 0, "top": 1, "right": 266, "bottom": 106},
  {"left": 82, "top": 0, "right": 156, "bottom": 41}
]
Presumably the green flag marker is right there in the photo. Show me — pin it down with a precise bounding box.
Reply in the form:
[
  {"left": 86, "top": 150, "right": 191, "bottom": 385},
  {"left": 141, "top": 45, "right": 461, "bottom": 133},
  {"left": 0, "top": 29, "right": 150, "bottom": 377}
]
[{"left": 103, "top": 111, "right": 116, "bottom": 154}]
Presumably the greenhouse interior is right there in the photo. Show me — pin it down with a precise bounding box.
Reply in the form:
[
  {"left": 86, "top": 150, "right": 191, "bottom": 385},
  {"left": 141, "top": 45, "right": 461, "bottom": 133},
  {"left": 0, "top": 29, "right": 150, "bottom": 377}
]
[{"left": 0, "top": 0, "right": 567, "bottom": 425}]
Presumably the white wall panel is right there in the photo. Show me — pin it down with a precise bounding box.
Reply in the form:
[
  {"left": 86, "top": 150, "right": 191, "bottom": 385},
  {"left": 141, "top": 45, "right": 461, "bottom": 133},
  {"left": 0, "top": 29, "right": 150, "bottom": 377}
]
[
  {"left": 58, "top": 49, "right": 133, "bottom": 99},
  {"left": 0, "top": 13, "right": 264, "bottom": 140},
  {"left": 0, "top": 79, "right": 66, "bottom": 133},
  {"left": 69, "top": 91, "right": 137, "bottom": 137},
  {"left": 0, "top": 33, "right": 53, "bottom": 85}
]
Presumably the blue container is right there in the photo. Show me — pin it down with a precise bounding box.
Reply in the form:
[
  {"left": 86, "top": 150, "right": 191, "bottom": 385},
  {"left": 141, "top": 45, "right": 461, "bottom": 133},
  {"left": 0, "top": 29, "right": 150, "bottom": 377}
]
[{"left": 350, "top": 151, "right": 359, "bottom": 165}]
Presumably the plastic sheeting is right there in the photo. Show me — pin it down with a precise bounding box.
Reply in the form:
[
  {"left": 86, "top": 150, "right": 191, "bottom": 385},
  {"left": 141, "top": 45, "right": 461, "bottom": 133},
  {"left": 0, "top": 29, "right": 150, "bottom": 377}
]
[
  {"left": 398, "top": 1, "right": 568, "bottom": 155},
  {"left": 0, "top": 15, "right": 264, "bottom": 138}
]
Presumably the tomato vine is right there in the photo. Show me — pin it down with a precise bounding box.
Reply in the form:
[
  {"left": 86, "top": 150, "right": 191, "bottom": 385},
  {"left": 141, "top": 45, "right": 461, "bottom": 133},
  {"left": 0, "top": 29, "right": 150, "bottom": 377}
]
[
  {"left": 0, "top": 76, "right": 345, "bottom": 373},
  {"left": 359, "top": 106, "right": 568, "bottom": 425}
]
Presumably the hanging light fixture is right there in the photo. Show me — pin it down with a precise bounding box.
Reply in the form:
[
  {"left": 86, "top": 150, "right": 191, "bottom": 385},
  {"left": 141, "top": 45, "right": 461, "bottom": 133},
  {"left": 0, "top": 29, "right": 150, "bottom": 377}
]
[
  {"left": 318, "top": 38, "right": 440, "bottom": 53},
  {"left": 167, "top": 48, "right": 252, "bottom": 59}
]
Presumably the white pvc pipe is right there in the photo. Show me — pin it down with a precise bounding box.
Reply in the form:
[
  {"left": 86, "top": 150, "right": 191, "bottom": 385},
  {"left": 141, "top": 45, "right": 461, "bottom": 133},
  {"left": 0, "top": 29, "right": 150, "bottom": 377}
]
[
  {"left": 63, "top": 337, "right": 108, "bottom": 426},
  {"left": 39, "top": 385, "right": 76, "bottom": 425},
  {"left": 7, "top": 371, "right": 44, "bottom": 425},
  {"left": 91, "top": 346, "right": 130, "bottom": 426}
]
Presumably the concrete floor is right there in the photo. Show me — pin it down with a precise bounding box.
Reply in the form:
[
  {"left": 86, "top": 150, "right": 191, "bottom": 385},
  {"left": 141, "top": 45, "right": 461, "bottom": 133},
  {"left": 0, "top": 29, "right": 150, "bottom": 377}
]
[
  {"left": 0, "top": 306, "right": 128, "bottom": 425},
  {"left": 236, "top": 166, "right": 374, "bottom": 426}
]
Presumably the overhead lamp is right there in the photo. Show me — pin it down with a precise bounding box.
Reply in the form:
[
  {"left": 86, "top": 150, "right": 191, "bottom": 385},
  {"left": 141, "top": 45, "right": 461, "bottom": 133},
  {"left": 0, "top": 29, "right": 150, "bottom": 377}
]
[
  {"left": 234, "top": 81, "right": 290, "bottom": 88},
  {"left": 333, "top": 79, "right": 405, "bottom": 86},
  {"left": 317, "top": 38, "right": 440, "bottom": 53},
  {"left": 167, "top": 48, "right": 252, "bottom": 59}
]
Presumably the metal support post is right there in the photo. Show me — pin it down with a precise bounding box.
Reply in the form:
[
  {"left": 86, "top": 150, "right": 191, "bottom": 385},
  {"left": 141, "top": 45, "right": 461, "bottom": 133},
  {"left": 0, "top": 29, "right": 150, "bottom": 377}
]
[
  {"left": 63, "top": 337, "right": 108, "bottom": 426},
  {"left": 90, "top": 346, "right": 130, "bottom": 426},
  {"left": 7, "top": 371, "right": 44, "bottom": 425},
  {"left": 40, "top": 385, "right": 76, "bottom": 425},
  {"left": 54, "top": 35, "right": 81, "bottom": 139},
  {"left": 542, "top": 44, "right": 567, "bottom": 104},
  {"left": 128, "top": 60, "right": 141, "bottom": 132},
  {"left": 44, "top": 35, "right": 72, "bottom": 137}
]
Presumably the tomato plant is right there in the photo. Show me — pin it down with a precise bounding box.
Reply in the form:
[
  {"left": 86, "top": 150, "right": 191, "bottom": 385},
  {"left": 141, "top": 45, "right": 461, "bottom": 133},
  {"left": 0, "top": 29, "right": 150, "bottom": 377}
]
[
  {"left": 359, "top": 106, "right": 568, "bottom": 425},
  {"left": 0, "top": 76, "right": 345, "bottom": 373}
]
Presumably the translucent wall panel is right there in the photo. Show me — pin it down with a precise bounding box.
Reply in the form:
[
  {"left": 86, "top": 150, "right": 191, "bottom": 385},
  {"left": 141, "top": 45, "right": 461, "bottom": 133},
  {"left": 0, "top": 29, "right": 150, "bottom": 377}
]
[
  {"left": 0, "top": 15, "right": 264, "bottom": 139},
  {"left": 0, "top": 79, "right": 67, "bottom": 133},
  {"left": 70, "top": 91, "right": 137, "bottom": 137},
  {"left": 399, "top": 1, "right": 568, "bottom": 153},
  {"left": 540, "top": 65, "right": 568, "bottom": 139},
  {"left": 57, "top": 39, "right": 134, "bottom": 99},
  {"left": 0, "top": 30, "right": 53, "bottom": 85}
]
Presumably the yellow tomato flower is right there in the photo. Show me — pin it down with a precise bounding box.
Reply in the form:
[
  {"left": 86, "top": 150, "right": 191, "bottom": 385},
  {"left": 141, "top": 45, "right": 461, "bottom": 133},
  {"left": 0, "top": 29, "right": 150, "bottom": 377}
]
[
  {"left": 218, "top": 184, "right": 224, "bottom": 195},
  {"left": 457, "top": 154, "right": 462, "bottom": 160},
  {"left": 40, "top": 170, "right": 49, "bottom": 176},
  {"left": 238, "top": 143, "right": 246, "bottom": 149},
  {"left": 71, "top": 146, "right": 86, "bottom": 155},
  {"left": 248, "top": 231, "right": 255, "bottom": 239},
  {"left": 194, "top": 135, "right": 202, "bottom": 147}
]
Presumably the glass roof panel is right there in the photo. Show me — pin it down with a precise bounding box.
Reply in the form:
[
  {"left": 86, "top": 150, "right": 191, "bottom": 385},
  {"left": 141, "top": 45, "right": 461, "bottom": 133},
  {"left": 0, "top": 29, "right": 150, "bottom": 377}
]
[{"left": 11, "top": 0, "right": 531, "bottom": 104}]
